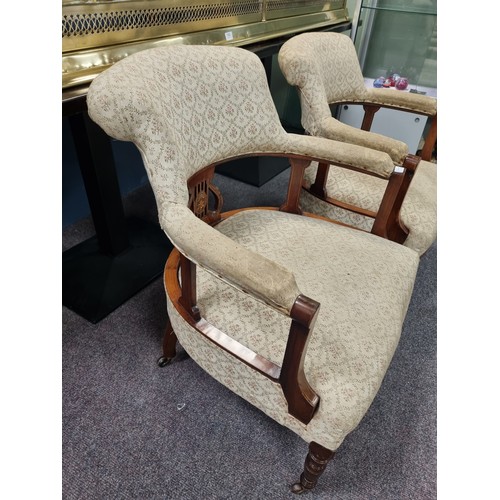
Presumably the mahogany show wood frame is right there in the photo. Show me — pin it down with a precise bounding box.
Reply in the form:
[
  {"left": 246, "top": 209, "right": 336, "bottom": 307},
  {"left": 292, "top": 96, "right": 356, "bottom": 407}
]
[{"left": 159, "top": 151, "right": 419, "bottom": 492}]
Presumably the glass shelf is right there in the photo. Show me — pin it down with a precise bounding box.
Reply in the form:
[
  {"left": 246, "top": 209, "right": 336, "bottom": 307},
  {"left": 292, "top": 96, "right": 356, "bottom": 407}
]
[
  {"left": 360, "top": 0, "right": 436, "bottom": 15},
  {"left": 361, "top": 6, "right": 437, "bottom": 15}
]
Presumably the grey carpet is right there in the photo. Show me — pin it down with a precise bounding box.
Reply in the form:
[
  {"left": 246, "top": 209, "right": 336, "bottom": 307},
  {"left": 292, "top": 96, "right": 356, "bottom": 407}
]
[{"left": 63, "top": 167, "right": 436, "bottom": 499}]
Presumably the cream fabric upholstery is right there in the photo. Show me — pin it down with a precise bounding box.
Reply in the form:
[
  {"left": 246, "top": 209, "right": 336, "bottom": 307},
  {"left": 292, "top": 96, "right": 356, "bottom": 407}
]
[
  {"left": 163, "top": 203, "right": 300, "bottom": 314},
  {"left": 369, "top": 88, "right": 437, "bottom": 115},
  {"left": 301, "top": 160, "right": 437, "bottom": 256},
  {"left": 278, "top": 32, "right": 437, "bottom": 255},
  {"left": 87, "top": 44, "right": 395, "bottom": 214},
  {"left": 88, "top": 44, "right": 398, "bottom": 297},
  {"left": 87, "top": 44, "right": 420, "bottom": 460},
  {"left": 168, "top": 209, "right": 419, "bottom": 451},
  {"left": 278, "top": 31, "right": 407, "bottom": 162},
  {"left": 278, "top": 32, "right": 437, "bottom": 164}
]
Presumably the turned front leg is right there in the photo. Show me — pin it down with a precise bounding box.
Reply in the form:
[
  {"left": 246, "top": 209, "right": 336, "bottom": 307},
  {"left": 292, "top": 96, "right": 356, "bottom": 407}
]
[
  {"left": 157, "top": 317, "right": 178, "bottom": 367},
  {"left": 291, "top": 442, "right": 335, "bottom": 494}
]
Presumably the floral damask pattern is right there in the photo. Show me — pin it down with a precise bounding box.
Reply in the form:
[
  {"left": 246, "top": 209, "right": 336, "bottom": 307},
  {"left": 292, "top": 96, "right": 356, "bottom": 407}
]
[
  {"left": 168, "top": 209, "right": 419, "bottom": 451},
  {"left": 87, "top": 45, "right": 420, "bottom": 453},
  {"left": 279, "top": 32, "right": 372, "bottom": 139},
  {"left": 88, "top": 45, "right": 288, "bottom": 210},
  {"left": 278, "top": 32, "right": 437, "bottom": 255},
  {"left": 278, "top": 32, "right": 437, "bottom": 164},
  {"left": 301, "top": 160, "right": 437, "bottom": 256},
  {"left": 88, "top": 44, "right": 396, "bottom": 214}
]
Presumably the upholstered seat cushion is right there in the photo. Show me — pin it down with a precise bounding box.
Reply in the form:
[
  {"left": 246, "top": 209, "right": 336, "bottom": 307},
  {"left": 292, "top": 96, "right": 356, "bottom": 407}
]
[
  {"left": 167, "top": 209, "right": 419, "bottom": 451},
  {"left": 300, "top": 161, "right": 437, "bottom": 256}
]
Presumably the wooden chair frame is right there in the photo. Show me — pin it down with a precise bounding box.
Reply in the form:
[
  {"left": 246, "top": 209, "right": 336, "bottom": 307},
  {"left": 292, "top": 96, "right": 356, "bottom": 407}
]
[
  {"left": 343, "top": 102, "right": 437, "bottom": 162},
  {"left": 305, "top": 154, "right": 421, "bottom": 244},
  {"left": 159, "top": 151, "right": 418, "bottom": 492}
]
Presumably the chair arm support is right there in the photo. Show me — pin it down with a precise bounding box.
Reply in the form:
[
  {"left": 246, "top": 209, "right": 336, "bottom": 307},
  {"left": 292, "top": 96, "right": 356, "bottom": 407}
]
[
  {"left": 366, "top": 88, "right": 437, "bottom": 116},
  {"left": 371, "top": 155, "right": 420, "bottom": 243},
  {"left": 283, "top": 133, "right": 396, "bottom": 179},
  {"left": 280, "top": 294, "right": 321, "bottom": 424},
  {"left": 161, "top": 203, "right": 301, "bottom": 316}
]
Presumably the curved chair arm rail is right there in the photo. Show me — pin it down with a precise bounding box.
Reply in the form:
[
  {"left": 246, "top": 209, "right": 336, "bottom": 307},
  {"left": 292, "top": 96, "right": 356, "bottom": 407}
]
[
  {"left": 165, "top": 243, "right": 321, "bottom": 425},
  {"left": 186, "top": 147, "right": 414, "bottom": 246},
  {"left": 366, "top": 88, "right": 437, "bottom": 116},
  {"left": 196, "top": 139, "right": 395, "bottom": 181},
  {"left": 284, "top": 133, "right": 395, "bottom": 179},
  {"left": 185, "top": 146, "right": 396, "bottom": 225},
  {"left": 326, "top": 91, "right": 436, "bottom": 116}
]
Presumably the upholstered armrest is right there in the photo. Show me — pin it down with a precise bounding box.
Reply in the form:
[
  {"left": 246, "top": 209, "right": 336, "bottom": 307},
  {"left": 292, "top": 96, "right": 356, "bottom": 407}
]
[
  {"left": 163, "top": 202, "right": 322, "bottom": 424},
  {"left": 366, "top": 88, "right": 437, "bottom": 116},
  {"left": 312, "top": 117, "right": 408, "bottom": 165},
  {"left": 284, "top": 133, "right": 396, "bottom": 178},
  {"left": 161, "top": 203, "right": 301, "bottom": 315}
]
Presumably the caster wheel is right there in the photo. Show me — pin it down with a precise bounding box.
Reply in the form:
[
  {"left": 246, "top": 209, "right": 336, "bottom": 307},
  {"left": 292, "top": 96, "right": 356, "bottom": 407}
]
[
  {"left": 291, "top": 483, "right": 307, "bottom": 494},
  {"left": 157, "top": 356, "right": 173, "bottom": 367}
]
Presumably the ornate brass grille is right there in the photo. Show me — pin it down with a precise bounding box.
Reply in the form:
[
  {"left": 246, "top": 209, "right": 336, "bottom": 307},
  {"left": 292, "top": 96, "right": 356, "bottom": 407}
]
[
  {"left": 63, "top": 3, "right": 262, "bottom": 39},
  {"left": 267, "top": 0, "right": 344, "bottom": 11},
  {"left": 62, "top": 0, "right": 349, "bottom": 90}
]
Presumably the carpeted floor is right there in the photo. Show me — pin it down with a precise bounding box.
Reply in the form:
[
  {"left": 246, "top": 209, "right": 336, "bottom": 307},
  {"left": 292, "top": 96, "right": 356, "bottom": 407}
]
[{"left": 62, "top": 167, "right": 436, "bottom": 499}]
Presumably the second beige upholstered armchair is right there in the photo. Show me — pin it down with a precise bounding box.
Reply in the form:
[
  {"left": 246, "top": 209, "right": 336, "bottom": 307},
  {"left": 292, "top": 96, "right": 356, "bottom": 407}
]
[
  {"left": 278, "top": 32, "right": 437, "bottom": 256},
  {"left": 87, "top": 44, "right": 420, "bottom": 494}
]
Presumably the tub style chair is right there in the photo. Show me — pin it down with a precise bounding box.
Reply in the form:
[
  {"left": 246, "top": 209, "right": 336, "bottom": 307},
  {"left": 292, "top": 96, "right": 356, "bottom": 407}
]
[
  {"left": 278, "top": 32, "right": 437, "bottom": 256},
  {"left": 87, "top": 44, "right": 420, "bottom": 494}
]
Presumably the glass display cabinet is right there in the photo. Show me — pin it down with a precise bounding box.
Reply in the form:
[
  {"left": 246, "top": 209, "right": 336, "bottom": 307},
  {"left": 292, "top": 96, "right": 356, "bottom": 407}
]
[{"left": 339, "top": 0, "right": 437, "bottom": 153}]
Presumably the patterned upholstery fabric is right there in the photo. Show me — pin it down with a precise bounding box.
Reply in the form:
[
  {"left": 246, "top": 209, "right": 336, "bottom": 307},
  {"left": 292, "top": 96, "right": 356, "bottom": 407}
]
[
  {"left": 168, "top": 209, "right": 419, "bottom": 451},
  {"left": 87, "top": 44, "right": 400, "bottom": 305},
  {"left": 278, "top": 32, "right": 437, "bottom": 164},
  {"left": 87, "top": 44, "right": 420, "bottom": 455},
  {"left": 88, "top": 45, "right": 289, "bottom": 209},
  {"left": 87, "top": 45, "right": 396, "bottom": 211},
  {"left": 278, "top": 32, "right": 437, "bottom": 255},
  {"left": 278, "top": 32, "right": 408, "bottom": 162},
  {"left": 301, "top": 160, "right": 437, "bottom": 256},
  {"left": 369, "top": 88, "right": 437, "bottom": 115}
]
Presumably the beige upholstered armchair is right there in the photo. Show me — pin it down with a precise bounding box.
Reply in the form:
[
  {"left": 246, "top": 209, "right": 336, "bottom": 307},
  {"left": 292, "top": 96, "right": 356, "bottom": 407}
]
[
  {"left": 278, "top": 32, "right": 437, "bottom": 256},
  {"left": 87, "top": 45, "right": 420, "bottom": 494}
]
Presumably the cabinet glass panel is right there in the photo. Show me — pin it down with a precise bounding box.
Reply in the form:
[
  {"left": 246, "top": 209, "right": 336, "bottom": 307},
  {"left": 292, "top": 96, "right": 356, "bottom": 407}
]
[
  {"left": 359, "top": 0, "right": 436, "bottom": 14},
  {"left": 354, "top": 0, "right": 436, "bottom": 90}
]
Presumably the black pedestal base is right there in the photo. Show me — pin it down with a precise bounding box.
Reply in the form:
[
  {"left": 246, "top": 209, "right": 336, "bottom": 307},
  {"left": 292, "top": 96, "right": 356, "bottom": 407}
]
[
  {"left": 216, "top": 156, "right": 290, "bottom": 187},
  {"left": 63, "top": 217, "right": 172, "bottom": 323}
]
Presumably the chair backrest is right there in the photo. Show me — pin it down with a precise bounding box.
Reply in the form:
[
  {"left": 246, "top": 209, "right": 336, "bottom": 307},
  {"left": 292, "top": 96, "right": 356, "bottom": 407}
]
[
  {"left": 87, "top": 45, "right": 288, "bottom": 208},
  {"left": 278, "top": 32, "right": 369, "bottom": 132}
]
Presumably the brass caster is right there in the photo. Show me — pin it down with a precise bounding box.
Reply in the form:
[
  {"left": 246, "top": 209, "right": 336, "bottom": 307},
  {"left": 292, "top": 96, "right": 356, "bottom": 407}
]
[
  {"left": 291, "top": 482, "right": 308, "bottom": 494},
  {"left": 157, "top": 356, "right": 173, "bottom": 367}
]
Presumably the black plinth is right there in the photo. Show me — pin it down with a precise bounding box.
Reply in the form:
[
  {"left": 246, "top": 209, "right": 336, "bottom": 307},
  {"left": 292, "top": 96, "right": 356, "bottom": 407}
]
[
  {"left": 63, "top": 217, "right": 172, "bottom": 323},
  {"left": 216, "top": 156, "right": 290, "bottom": 187}
]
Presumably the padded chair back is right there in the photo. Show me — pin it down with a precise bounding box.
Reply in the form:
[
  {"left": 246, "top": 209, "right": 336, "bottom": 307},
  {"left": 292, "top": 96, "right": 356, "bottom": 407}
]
[
  {"left": 87, "top": 45, "right": 288, "bottom": 208},
  {"left": 279, "top": 32, "right": 369, "bottom": 133}
]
